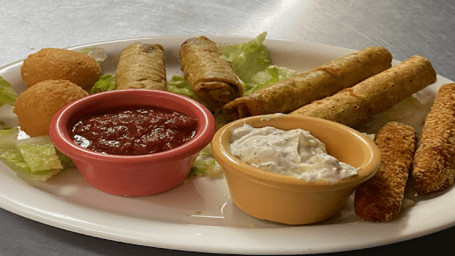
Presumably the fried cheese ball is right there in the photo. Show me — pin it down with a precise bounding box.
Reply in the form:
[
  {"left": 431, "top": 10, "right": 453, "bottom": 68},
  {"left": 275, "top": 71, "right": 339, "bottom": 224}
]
[
  {"left": 21, "top": 48, "right": 102, "bottom": 89},
  {"left": 14, "top": 79, "right": 88, "bottom": 137}
]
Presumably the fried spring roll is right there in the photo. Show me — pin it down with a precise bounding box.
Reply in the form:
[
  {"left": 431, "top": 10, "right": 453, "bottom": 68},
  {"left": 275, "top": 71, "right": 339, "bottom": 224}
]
[
  {"left": 115, "top": 42, "right": 167, "bottom": 90},
  {"left": 222, "top": 46, "right": 392, "bottom": 121},
  {"left": 354, "top": 122, "right": 417, "bottom": 222},
  {"left": 412, "top": 83, "right": 455, "bottom": 194},
  {"left": 290, "top": 55, "right": 437, "bottom": 127},
  {"left": 179, "top": 36, "right": 242, "bottom": 112}
]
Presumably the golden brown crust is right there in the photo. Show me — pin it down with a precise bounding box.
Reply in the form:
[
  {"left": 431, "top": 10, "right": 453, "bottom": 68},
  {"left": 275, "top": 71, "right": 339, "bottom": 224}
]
[
  {"left": 290, "top": 55, "right": 437, "bottom": 127},
  {"left": 20, "top": 48, "right": 102, "bottom": 89},
  {"left": 354, "top": 122, "right": 417, "bottom": 222},
  {"left": 222, "top": 46, "right": 392, "bottom": 121},
  {"left": 179, "top": 36, "right": 242, "bottom": 112},
  {"left": 13, "top": 79, "right": 88, "bottom": 137},
  {"left": 412, "top": 83, "right": 455, "bottom": 194},
  {"left": 115, "top": 42, "right": 167, "bottom": 90}
]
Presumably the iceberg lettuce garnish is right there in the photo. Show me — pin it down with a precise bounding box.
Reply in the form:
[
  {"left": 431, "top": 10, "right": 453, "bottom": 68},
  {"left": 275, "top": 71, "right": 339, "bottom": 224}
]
[
  {"left": 219, "top": 32, "right": 296, "bottom": 94},
  {"left": 90, "top": 74, "right": 116, "bottom": 94},
  {"left": 0, "top": 76, "right": 17, "bottom": 107},
  {"left": 167, "top": 75, "right": 199, "bottom": 100},
  {"left": 0, "top": 128, "right": 71, "bottom": 181}
]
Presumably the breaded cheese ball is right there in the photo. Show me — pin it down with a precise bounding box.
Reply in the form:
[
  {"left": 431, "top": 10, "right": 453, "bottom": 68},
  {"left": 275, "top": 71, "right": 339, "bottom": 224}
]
[
  {"left": 21, "top": 48, "right": 102, "bottom": 89},
  {"left": 14, "top": 79, "right": 88, "bottom": 137}
]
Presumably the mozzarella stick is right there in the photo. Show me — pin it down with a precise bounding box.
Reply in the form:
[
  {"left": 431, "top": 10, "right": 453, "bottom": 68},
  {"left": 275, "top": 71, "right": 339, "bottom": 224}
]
[
  {"left": 290, "top": 55, "right": 437, "bottom": 127},
  {"left": 354, "top": 122, "right": 417, "bottom": 222},
  {"left": 115, "top": 42, "right": 167, "bottom": 90},
  {"left": 223, "top": 46, "right": 392, "bottom": 121},
  {"left": 412, "top": 83, "right": 455, "bottom": 194}
]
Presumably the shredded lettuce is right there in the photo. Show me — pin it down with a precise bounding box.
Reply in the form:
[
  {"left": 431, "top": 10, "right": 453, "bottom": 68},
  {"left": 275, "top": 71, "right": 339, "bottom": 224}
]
[
  {"left": 1, "top": 148, "right": 62, "bottom": 182},
  {"left": 0, "top": 128, "right": 71, "bottom": 181},
  {"left": 16, "top": 138, "right": 63, "bottom": 172},
  {"left": 219, "top": 32, "right": 271, "bottom": 84},
  {"left": 244, "top": 65, "right": 296, "bottom": 95},
  {"left": 167, "top": 75, "right": 199, "bottom": 100},
  {"left": 219, "top": 32, "right": 296, "bottom": 95},
  {"left": 90, "top": 73, "right": 116, "bottom": 94},
  {"left": 79, "top": 47, "right": 108, "bottom": 62},
  {"left": 0, "top": 121, "right": 11, "bottom": 130},
  {"left": 188, "top": 144, "right": 224, "bottom": 179},
  {"left": 0, "top": 76, "right": 17, "bottom": 107},
  {"left": 79, "top": 47, "right": 114, "bottom": 94},
  {"left": 0, "top": 127, "right": 18, "bottom": 149}
]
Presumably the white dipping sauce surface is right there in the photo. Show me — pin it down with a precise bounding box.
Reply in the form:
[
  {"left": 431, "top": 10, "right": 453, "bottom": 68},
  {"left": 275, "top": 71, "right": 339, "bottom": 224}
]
[{"left": 229, "top": 124, "right": 358, "bottom": 183}]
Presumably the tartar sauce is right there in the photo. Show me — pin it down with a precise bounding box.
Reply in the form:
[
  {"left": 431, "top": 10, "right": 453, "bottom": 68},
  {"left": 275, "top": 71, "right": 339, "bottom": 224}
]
[{"left": 229, "top": 124, "right": 358, "bottom": 183}]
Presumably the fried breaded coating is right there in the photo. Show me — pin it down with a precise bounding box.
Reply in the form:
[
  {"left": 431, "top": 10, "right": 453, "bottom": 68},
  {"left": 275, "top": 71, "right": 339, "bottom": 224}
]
[
  {"left": 14, "top": 79, "right": 88, "bottom": 137},
  {"left": 290, "top": 55, "right": 437, "bottom": 127},
  {"left": 354, "top": 122, "right": 417, "bottom": 222},
  {"left": 180, "top": 36, "right": 242, "bottom": 112},
  {"left": 223, "top": 46, "right": 392, "bottom": 121},
  {"left": 115, "top": 42, "right": 167, "bottom": 90},
  {"left": 412, "top": 83, "right": 455, "bottom": 194},
  {"left": 21, "top": 48, "right": 102, "bottom": 89}
]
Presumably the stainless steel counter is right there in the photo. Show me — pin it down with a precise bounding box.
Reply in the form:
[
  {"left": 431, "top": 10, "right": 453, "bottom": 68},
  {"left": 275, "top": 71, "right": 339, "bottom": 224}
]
[{"left": 1, "top": 0, "right": 454, "bottom": 255}]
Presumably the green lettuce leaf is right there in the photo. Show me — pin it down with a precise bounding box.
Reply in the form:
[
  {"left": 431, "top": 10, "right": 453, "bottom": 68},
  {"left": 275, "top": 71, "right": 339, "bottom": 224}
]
[
  {"left": 16, "top": 137, "right": 63, "bottom": 172},
  {"left": 0, "top": 76, "right": 17, "bottom": 107},
  {"left": 188, "top": 144, "right": 223, "bottom": 179},
  {"left": 244, "top": 65, "right": 297, "bottom": 95},
  {"left": 0, "top": 148, "right": 61, "bottom": 181},
  {"left": 0, "top": 129, "right": 70, "bottom": 181},
  {"left": 219, "top": 32, "right": 296, "bottom": 95},
  {"left": 79, "top": 47, "right": 108, "bottom": 62},
  {"left": 90, "top": 74, "right": 116, "bottom": 94},
  {"left": 167, "top": 75, "right": 199, "bottom": 100},
  {"left": 219, "top": 32, "right": 271, "bottom": 84},
  {"left": 0, "top": 127, "right": 18, "bottom": 150}
]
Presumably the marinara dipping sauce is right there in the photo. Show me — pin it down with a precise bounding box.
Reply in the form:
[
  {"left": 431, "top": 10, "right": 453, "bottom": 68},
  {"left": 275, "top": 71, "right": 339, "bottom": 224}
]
[{"left": 71, "top": 106, "right": 198, "bottom": 155}]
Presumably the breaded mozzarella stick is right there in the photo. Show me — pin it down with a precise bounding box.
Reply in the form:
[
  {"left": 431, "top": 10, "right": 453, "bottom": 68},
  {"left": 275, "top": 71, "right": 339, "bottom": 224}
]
[
  {"left": 412, "top": 83, "right": 455, "bottom": 194},
  {"left": 354, "top": 122, "right": 417, "bottom": 222}
]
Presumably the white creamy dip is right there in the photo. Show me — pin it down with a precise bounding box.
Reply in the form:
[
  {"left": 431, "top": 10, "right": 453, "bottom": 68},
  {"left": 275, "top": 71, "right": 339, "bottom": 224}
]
[{"left": 229, "top": 123, "right": 358, "bottom": 183}]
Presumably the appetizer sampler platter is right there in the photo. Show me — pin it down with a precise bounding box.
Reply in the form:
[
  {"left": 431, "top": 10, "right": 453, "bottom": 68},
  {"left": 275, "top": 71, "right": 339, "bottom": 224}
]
[{"left": 0, "top": 36, "right": 454, "bottom": 255}]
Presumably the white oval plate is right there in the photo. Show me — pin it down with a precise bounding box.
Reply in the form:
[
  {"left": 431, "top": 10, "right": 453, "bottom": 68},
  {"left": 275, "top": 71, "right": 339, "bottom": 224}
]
[{"left": 0, "top": 36, "right": 453, "bottom": 255}]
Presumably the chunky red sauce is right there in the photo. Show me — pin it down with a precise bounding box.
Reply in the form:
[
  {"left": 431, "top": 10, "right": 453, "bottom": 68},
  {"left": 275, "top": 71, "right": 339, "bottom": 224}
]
[{"left": 71, "top": 107, "right": 198, "bottom": 155}]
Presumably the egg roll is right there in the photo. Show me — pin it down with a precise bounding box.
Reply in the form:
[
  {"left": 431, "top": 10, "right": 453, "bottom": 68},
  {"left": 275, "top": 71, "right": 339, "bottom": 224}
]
[
  {"left": 354, "top": 122, "right": 417, "bottom": 222},
  {"left": 290, "top": 55, "right": 437, "bottom": 127},
  {"left": 222, "top": 46, "right": 393, "bottom": 121},
  {"left": 115, "top": 42, "right": 167, "bottom": 90},
  {"left": 412, "top": 83, "right": 455, "bottom": 194},
  {"left": 179, "top": 36, "right": 242, "bottom": 112}
]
